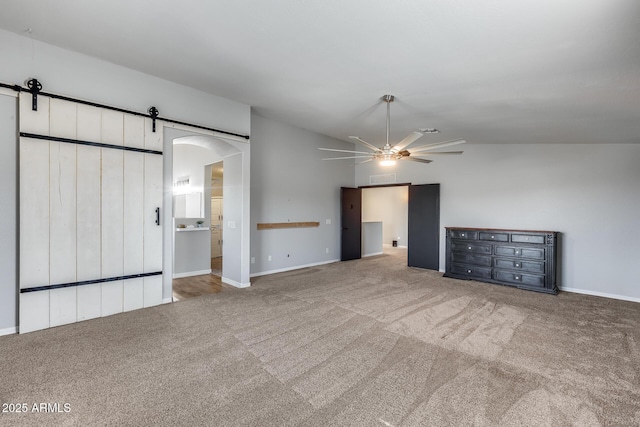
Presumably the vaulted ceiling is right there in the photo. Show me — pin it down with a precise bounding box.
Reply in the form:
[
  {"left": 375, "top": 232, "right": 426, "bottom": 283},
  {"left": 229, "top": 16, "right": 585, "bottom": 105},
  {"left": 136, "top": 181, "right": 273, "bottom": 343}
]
[{"left": 1, "top": 0, "right": 639, "bottom": 146}]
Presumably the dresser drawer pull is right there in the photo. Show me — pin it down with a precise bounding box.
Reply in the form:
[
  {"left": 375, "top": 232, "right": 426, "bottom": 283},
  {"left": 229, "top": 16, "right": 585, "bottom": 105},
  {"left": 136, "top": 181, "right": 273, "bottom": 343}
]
[
  {"left": 468, "top": 246, "right": 472, "bottom": 250},
  {"left": 491, "top": 235, "right": 495, "bottom": 239},
  {"left": 461, "top": 233, "right": 465, "bottom": 237},
  {"left": 467, "top": 269, "right": 472, "bottom": 273},
  {"left": 515, "top": 263, "right": 520, "bottom": 267},
  {"left": 515, "top": 250, "right": 520, "bottom": 255},
  {"left": 515, "top": 276, "right": 520, "bottom": 280}
]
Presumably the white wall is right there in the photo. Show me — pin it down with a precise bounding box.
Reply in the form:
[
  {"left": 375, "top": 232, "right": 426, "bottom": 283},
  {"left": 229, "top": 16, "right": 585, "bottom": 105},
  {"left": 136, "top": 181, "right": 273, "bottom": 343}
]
[
  {"left": 221, "top": 152, "right": 245, "bottom": 285},
  {"left": 362, "top": 186, "right": 408, "bottom": 247},
  {"left": 1, "top": 29, "right": 251, "bottom": 331},
  {"left": 0, "top": 92, "right": 17, "bottom": 334},
  {"left": 0, "top": 29, "right": 249, "bottom": 134},
  {"left": 250, "top": 112, "right": 355, "bottom": 275},
  {"left": 356, "top": 143, "right": 640, "bottom": 301}
]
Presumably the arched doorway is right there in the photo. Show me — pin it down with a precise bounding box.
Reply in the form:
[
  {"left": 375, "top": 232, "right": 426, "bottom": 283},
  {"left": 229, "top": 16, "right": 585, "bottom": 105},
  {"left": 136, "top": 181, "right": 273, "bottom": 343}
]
[{"left": 162, "top": 125, "right": 251, "bottom": 301}]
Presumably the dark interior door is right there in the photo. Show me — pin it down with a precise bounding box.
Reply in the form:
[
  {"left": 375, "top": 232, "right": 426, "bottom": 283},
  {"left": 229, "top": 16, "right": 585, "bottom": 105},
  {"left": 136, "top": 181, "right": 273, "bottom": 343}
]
[
  {"left": 408, "top": 184, "right": 440, "bottom": 270},
  {"left": 341, "top": 187, "right": 362, "bottom": 261}
]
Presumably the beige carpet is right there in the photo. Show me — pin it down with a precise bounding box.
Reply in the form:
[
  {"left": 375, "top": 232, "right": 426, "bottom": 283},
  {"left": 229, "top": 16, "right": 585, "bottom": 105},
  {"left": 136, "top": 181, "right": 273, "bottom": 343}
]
[{"left": 1, "top": 248, "right": 639, "bottom": 426}]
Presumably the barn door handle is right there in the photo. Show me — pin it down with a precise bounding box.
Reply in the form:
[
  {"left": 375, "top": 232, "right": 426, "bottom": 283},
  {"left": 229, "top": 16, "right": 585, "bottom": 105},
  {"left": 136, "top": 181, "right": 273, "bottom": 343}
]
[{"left": 155, "top": 207, "right": 160, "bottom": 225}]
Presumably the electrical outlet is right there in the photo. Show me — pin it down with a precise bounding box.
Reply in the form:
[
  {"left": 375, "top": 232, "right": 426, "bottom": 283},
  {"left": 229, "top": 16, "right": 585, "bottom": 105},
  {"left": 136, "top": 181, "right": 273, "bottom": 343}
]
[
  {"left": 268, "top": 255, "right": 272, "bottom": 261},
  {"left": 325, "top": 219, "right": 331, "bottom": 225},
  {"left": 251, "top": 257, "right": 255, "bottom": 264},
  {"left": 325, "top": 248, "right": 329, "bottom": 253}
]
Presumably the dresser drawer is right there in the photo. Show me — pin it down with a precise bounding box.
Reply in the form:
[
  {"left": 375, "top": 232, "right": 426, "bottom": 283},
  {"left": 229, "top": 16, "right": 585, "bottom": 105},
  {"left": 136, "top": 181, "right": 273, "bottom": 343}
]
[
  {"left": 451, "top": 263, "right": 492, "bottom": 280},
  {"left": 493, "top": 270, "right": 545, "bottom": 287},
  {"left": 450, "top": 230, "right": 478, "bottom": 240},
  {"left": 511, "top": 234, "right": 545, "bottom": 244},
  {"left": 452, "top": 242, "right": 492, "bottom": 254},
  {"left": 494, "top": 245, "right": 545, "bottom": 260},
  {"left": 451, "top": 252, "right": 492, "bottom": 267},
  {"left": 479, "top": 232, "right": 509, "bottom": 242},
  {"left": 493, "top": 258, "right": 545, "bottom": 274}
]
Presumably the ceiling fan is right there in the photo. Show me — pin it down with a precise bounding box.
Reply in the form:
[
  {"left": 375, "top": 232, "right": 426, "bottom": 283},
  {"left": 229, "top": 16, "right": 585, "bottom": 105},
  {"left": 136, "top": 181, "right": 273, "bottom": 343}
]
[{"left": 320, "top": 94, "right": 466, "bottom": 166}]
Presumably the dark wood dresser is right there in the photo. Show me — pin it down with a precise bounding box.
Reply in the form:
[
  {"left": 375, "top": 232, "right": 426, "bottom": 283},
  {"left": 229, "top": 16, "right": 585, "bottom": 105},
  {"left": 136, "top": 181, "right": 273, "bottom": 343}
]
[{"left": 444, "top": 227, "right": 558, "bottom": 294}]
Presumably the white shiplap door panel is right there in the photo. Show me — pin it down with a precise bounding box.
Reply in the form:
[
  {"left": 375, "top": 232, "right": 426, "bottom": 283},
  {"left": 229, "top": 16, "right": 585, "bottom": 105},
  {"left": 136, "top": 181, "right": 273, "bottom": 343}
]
[
  {"left": 144, "top": 118, "right": 163, "bottom": 152},
  {"left": 77, "top": 284, "right": 101, "bottom": 321},
  {"left": 77, "top": 104, "right": 102, "bottom": 142},
  {"left": 124, "top": 151, "right": 144, "bottom": 275},
  {"left": 101, "top": 109, "right": 124, "bottom": 146},
  {"left": 19, "top": 93, "right": 50, "bottom": 135},
  {"left": 123, "top": 278, "right": 144, "bottom": 312},
  {"left": 101, "top": 281, "right": 123, "bottom": 317},
  {"left": 101, "top": 149, "right": 124, "bottom": 278},
  {"left": 144, "top": 154, "right": 163, "bottom": 273},
  {"left": 124, "top": 114, "right": 144, "bottom": 149},
  {"left": 19, "top": 138, "right": 49, "bottom": 288},
  {"left": 49, "top": 98, "right": 77, "bottom": 139},
  {"left": 20, "top": 291, "right": 50, "bottom": 333},
  {"left": 49, "top": 142, "right": 77, "bottom": 285},
  {"left": 50, "top": 287, "right": 77, "bottom": 327},
  {"left": 19, "top": 95, "right": 165, "bottom": 333},
  {"left": 76, "top": 145, "right": 102, "bottom": 281},
  {"left": 76, "top": 106, "right": 102, "bottom": 282},
  {"left": 143, "top": 276, "right": 163, "bottom": 308}
]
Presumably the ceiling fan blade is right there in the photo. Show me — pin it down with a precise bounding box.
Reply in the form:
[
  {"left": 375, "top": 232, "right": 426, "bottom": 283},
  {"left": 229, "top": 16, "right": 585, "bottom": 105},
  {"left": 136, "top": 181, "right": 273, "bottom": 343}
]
[
  {"left": 409, "top": 139, "right": 466, "bottom": 153},
  {"left": 349, "top": 136, "right": 380, "bottom": 152},
  {"left": 392, "top": 131, "right": 424, "bottom": 151},
  {"left": 358, "top": 158, "right": 374, "bottom": 164},
  {"left": 403, "top": 157, "right": 433, "bottom": 164},
  {"left": 318, "top": 147, "right": 374, "bottom": 155},
  {"left": 411, "top": 151, "right": 464, "bottom": 156},
  {"left": 322, "top": 155, "right": 373, "bottom": 160}
]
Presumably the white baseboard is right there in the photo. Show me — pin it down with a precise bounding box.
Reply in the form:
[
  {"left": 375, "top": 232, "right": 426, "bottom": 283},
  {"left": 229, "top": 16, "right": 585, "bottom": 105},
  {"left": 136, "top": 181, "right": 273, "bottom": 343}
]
[
  {"left": 363, "top": 251, "right": 384, "bottom": 257},
  {"left": 251, "top": 259, "right": 340, "bottom": 278},
  {"left": 222, "top": 277, "right": 251, "bottom": 288},
  {"left": 162, "top": 297, "right": 173, "bottom": 304},
  {"left": 0, "top": 326, "right": 18, "bottom": 336},
  {"left": 172, "top": 269, "right": 212, "bottom": 279},
  {"left": 560, "top": 287, "right": 640, "bottom": 304}
]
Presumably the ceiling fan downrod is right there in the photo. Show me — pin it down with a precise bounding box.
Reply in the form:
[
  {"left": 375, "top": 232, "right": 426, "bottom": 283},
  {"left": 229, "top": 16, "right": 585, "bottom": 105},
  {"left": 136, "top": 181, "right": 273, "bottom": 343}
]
[{"left": 382, "top": 94, "right": 394, "bottom": 150}]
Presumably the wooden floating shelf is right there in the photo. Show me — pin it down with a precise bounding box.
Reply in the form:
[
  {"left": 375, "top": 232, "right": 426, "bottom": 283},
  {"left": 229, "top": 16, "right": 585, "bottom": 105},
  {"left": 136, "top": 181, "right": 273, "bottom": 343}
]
[{"left": 257, "top": 222, "right": 320, "bottom": 230}]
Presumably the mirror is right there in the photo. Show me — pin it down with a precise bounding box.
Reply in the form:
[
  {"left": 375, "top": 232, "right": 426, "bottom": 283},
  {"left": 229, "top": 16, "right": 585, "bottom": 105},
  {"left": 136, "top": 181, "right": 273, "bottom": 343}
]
[{"left": 174, "top": 192, "right": 202, "bottom": 218}]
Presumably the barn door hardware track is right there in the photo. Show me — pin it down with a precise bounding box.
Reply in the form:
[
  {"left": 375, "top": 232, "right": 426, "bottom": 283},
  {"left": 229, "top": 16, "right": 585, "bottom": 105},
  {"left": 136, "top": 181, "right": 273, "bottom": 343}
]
[{"left": 0, "top": 79, "right": 250, "bottom": 139}]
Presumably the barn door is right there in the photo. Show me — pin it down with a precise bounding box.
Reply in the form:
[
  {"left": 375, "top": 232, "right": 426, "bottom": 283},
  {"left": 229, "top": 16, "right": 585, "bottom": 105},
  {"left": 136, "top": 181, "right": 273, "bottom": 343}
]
[
  {"left": 18, "top": 93, "right": 164, "bottom": 333},
  {"left": 407, "top": 183, "right": 440, "bottom": 270}
]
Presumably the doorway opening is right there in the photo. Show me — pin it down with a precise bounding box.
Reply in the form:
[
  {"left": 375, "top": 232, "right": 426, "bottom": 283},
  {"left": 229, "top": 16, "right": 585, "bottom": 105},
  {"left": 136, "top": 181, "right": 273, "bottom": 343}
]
[
  {"left": 342, "top": 183, "right": 440, "bottom": 270},
  {"left": 362, "top": 185, "right": 409, "bottom": 258},
  {"left": 209, "top": 161, "right": 223, "bottom": 278},
  {"left": 163, "top": 126, "right": 251, "bottom": 301}
]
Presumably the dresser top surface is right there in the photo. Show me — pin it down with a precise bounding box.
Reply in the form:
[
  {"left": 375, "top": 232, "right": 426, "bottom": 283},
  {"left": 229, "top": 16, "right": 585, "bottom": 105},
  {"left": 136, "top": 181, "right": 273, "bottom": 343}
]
[{"left": 446, "top": 227, "right": 558, "bottom": 234}]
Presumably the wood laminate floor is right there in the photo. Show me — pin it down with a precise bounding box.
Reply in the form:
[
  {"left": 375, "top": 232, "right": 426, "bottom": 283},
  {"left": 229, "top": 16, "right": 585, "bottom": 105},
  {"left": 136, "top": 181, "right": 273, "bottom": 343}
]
[
  {"left": 211, "top": 256, "right": 222, "bottom": 276},
  {"left": 172, "top": 257, "right": 226, "bottom": 301}
]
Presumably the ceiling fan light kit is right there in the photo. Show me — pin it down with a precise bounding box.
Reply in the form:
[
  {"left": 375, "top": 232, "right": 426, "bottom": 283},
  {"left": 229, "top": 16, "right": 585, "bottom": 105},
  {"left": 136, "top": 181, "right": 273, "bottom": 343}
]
[{"left": 320, "top": 94, "right": 466, "bottom": 166}]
